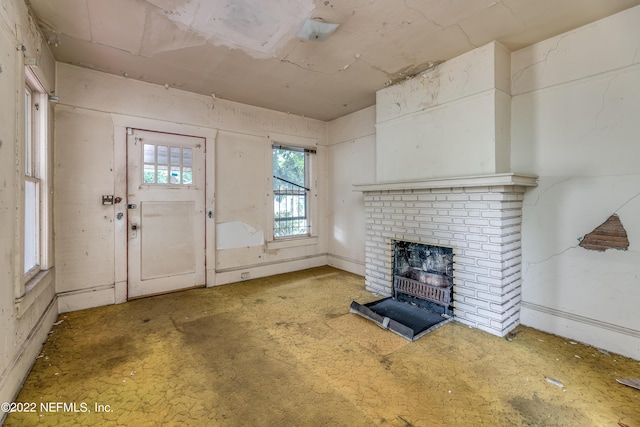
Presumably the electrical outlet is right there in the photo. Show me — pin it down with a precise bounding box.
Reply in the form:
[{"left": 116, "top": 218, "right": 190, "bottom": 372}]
[{"left": 241, "top": 272, "right": 250, "bottom": 280}]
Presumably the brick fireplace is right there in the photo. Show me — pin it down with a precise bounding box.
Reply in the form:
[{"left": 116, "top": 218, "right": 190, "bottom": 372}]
[{"left": 355, "top": 173, "right": 537, "bottom": 337}]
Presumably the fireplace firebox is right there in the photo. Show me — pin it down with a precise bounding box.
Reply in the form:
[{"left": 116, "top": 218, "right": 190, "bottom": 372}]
[{"left": 350, "top": 241, "right": 455, "bottom": 341}]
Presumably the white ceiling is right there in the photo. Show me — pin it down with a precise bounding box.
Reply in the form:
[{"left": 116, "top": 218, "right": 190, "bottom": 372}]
[{"left": 28, "top": 0, "right": 640, "bottom": 121}]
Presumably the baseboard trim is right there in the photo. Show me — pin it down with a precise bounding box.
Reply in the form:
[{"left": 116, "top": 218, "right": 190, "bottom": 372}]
[
  {"left": 327, "top": 254, "right": 365, "bottom": 276},
  {"left": 57, "top": 284, "right": 116, "bottom": 313},
  {"left": 0, "top": 295, "right": 58, "bottom": 423},
  {"left": 521, "top": 301, "right": 640, "bottom": 360},
  {"left": 214, "top": 254, "right": 328, "bottom": 286}
]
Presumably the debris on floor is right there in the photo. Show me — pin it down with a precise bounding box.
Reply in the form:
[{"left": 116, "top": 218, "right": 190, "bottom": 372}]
[
  {"left": 616, "top": 378, "right": 640, "bottom": 390},
  {"left": 505, "top": 330, "right": 523, "bottom": 342},
  {"left": 545, "top": 377, "right": 565, "bottom": 388}
]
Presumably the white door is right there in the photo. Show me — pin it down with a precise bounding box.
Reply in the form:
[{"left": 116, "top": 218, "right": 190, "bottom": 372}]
[{"left": 127, "top": 129, "right": 206, "bottom": 298}]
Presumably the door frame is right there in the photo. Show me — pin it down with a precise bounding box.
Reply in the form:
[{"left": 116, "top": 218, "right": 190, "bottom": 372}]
[{"left": 112, "top": 116, "right": 217, "bottom": 303}]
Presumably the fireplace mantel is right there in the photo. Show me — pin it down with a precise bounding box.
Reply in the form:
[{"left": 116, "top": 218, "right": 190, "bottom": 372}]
[{"left": 354, "top": 173, "right": 538, "bottom": 192}]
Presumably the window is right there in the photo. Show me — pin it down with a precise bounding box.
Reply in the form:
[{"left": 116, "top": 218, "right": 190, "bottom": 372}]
[
  {"left": 272, "top": 144, "right": 315, "bottom": 238},
  {"left": 23, "top": 67, "right": 49, "bottom": 285},
  {"left": 143, "top": 143, "right": 193, "bottom": 185}
]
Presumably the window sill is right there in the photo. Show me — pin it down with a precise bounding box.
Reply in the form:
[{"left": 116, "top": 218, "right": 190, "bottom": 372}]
[
  {"left": 267, "top": 236, "right": 318, "bottom": 250},
  {"left": 15, "top": 268, "right": 54, "bottom": 318}
]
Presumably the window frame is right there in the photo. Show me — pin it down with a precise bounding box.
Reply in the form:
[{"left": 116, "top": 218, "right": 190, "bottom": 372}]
[
  {"left": 22, "top": 67, "right": 50, "bottom": 292},
  {"left": 271, "top": 143, "right": 316, "bottom": 242}
]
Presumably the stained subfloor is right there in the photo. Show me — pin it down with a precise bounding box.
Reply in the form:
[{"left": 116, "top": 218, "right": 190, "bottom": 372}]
[{"left": 5, "top": 266, "right": 640, "bottom": 426}]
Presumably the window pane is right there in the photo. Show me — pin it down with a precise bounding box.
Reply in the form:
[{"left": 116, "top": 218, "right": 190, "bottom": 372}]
[
  {"left": 157, "top": 165, "right": 168, "bottom": 184},
  {"left": 24, "top": 88, "right": 32, "bottom": 177},
  {"left": 24, "top": 180, "right": 38, "bottom": 273},
  {"left": 143, "top": 164, "right": 156, "bottom": 183},
  {"left": 170, "top": 147, "right": 181, "bottom": 165},
  {"left": 170, "top": 166, "right": 181, "bottom": 184},
  {"left": 143, "top": 144, "right": 155, "bottom": 163},
  {"left": 273, "top": 147, "right": 308, "bottom": 238},
  {"left": 182, "top": 167, "right": 192, "bottom": 185},
  {"left": 183, "top": 148, "right": 192, "bottom": 167},
  {"left": 157, "top": 146, "right": 168, "bottom": 165}
]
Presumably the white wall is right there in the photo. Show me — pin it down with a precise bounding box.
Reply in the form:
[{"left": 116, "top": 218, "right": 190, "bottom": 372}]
[
  {"left": 375, "top": 42, "right": 512, "bottom": 182},
  {"left": 327, "top": 106, "right": 376, "bottom": 275},
  {"left": 512, "top": 6, "right": 640, "bottom": 359},
  {"left": 0, "top": 0, "right": 58, "bottom": 415},
  {"left": 54, "top": 63, "right": 328, "bottom": 311}
]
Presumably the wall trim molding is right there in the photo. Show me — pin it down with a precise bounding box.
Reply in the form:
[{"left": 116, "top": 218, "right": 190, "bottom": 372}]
[
  {"left": 521, "top": 301, "right": 640, "bottom": 338},
  {"left": 0, "top": 295, "right": 57, "bottom": 423}
]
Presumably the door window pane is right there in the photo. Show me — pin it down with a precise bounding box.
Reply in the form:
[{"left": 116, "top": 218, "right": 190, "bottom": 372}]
[
  {"left": 182, "top": 167, "right": 192, "bottom": 184},
  {"left": 170, "top": 166, "right": 181, "bottom": 184},
  {"left": 157, "top": 146, "right": 168, "bottom": 165},
  {"left": 143, "top": 164, "right": 156, "bottom": 183},
  {"left": 143, "top": 144, "right": 155, "bottom": 163},
  {"left": 157, "top": 165, "right": 168, "bottom": 184},
  {"left": 142, "top": 143, "right": 195, "bottom": 186},
  {"left": 170, "top": 147, "right": 181, "bottom": 165},
  {"left": 183, "top": 148, "right": 192, "bottom": 167}
]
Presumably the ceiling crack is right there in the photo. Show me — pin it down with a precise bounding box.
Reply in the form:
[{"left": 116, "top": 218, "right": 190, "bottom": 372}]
[
  {"left": 402, "top": 0, "right": 444, "bottom": 30},
  {"left": 278, "top": 58, "right": 334, "bottom": 76},
  {"left": 456, "top": 24, "right": 478, "bottom": 49},
  {"left": 500, "top": 0, "right": 527, "bottom": 31}
]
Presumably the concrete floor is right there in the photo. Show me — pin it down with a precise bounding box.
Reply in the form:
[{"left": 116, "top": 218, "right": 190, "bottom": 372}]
[{"left": 5, "top": 266, "right": 640, "bottom": 426}]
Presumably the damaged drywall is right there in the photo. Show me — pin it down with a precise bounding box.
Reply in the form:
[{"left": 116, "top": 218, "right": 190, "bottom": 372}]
[
  {"left": 579, "top": 214, "right": 629, "bottom": 251},
  {"left": 216, "top": 221, "right": 264, "bottom": 249},
  {"left": 147, "top": 0, "right": 315, "bottom": 57}
]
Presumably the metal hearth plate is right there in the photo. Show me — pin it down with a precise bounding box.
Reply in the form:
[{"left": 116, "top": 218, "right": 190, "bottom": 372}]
[{"left": 350, "top": 297, "right": 452, "bottom": 342}]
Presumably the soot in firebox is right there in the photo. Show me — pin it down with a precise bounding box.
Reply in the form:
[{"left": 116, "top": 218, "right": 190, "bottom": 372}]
[{"left": 350, "top": 241, "right": 454, "bottom": 341}]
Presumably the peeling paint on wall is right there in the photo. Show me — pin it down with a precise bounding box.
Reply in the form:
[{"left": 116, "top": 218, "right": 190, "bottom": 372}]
[{"left": 216, "top": 221, "right": 264, "bottom": 249}]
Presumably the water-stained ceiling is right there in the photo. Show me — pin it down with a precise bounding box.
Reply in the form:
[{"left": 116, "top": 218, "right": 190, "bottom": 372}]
[{"left": 27, "top": 0, "right": 640, "bottom": 121}]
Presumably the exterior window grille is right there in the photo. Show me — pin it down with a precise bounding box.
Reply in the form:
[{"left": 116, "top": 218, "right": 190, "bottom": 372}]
[{"left": 272, "top": 144, "right": 315, "bottom": 238}]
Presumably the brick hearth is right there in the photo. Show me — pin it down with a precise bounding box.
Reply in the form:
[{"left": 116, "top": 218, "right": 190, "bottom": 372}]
[{"left": 355, "top": 174, "right": 537, "bottom": 337}]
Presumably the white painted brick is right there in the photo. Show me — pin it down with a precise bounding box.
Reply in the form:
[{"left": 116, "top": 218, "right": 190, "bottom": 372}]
[
  {"left": 447, "top": 194, "right": 470, "bottom": 201},
  {"left": 477, "top": 259, "right": 503, "bottom": 269},
  {"left": 453, "top": 286, "right": 475, "bottom": 297},
  {"left": 475, "top": 291, "right": 503, "bottom": 303},
  {"left": 465, "top": 234, "right": 488, "bottom": 243},
  {"left": 464, "top": 218, "right": 490, "bottom": 226},
  {"left": 434, "top": 231, "right": 453, "bottom": 239},
  {"left": 463, "top": 312, "right": 491, "bottom": 326},
  {"left": 454, "top": 256, "right": 476, "bottom": 266},
  {"left": 461, "top": 296, "right": 491, "bottom": 310},
  {"left": 463, "top": 186, "right": 491, "bottom": 193},
  {"left": 477, "top": 275, "right": 504, "bottom": 286},
  {"left": 463, "top": 265, "right": 489, "bottom": 275},
  {"left": 478, "top": 308, "right": 507, "bottom": 321},
  {"left": 464, "top": 249, "right": 490, "bottom": 259},
  {"left": 448, "top": 209, "right": 470, "bottom": 217},
  {"left": 454, "top": 271, "right": 476, "bottom": 281},
  {"left": 454, "top": 301, "right": 479, "bottom": 313},
  {"left": 457, "top": 281, "right": 490, "bottom": 294}
]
